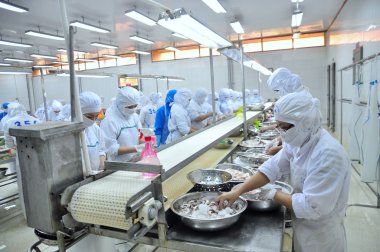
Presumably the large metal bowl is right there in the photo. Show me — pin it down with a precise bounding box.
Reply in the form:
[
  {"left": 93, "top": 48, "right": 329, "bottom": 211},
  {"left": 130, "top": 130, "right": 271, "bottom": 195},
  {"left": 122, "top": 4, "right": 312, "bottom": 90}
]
[
  {"left": 187, "top": 169, "right": 232, "bottom": 191},
  {"left": 236, "top": 152, "right": 271, "bottom": 164},
  {"left": 239, "top": 139, "right": 268, "bottom": 152},
  {"left": 171, "top": 191, "right": 247, "bottom": 231},
  {"left": 247, "top": 103, "right": 265, "bottom": 111},
  {"left": 258, "top": 130, "right": 280, "bottom": 140},
  {"left": 241, "top": 181, "right": 293, "bottom": 212},
  {"left": 215, "top": 163, "right": 253, "bottom": 183}
]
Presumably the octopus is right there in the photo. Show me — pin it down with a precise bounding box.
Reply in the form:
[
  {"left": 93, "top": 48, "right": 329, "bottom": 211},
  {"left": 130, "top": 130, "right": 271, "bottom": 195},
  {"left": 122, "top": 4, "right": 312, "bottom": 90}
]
[{"left": 178, "top": 197, "right": 243, "bottom": 219}]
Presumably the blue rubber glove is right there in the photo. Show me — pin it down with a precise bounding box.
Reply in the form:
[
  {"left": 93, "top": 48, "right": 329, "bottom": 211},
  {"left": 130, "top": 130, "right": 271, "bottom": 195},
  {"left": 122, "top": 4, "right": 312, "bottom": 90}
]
[{"left": 155, "top": 135, "right": 161, "bottom": 148}]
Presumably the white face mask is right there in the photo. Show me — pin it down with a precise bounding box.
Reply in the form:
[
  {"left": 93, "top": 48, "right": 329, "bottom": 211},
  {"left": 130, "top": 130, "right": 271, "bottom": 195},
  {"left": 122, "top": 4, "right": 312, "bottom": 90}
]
[
  {"left": 83, "top": 116, "right": 95, "bottom": 128},
  {"left": 281, "top": 127, "right": 310, "bottom": 147},
  {"left": 121, "top": 108, "right": 135, "bottom": 117}
]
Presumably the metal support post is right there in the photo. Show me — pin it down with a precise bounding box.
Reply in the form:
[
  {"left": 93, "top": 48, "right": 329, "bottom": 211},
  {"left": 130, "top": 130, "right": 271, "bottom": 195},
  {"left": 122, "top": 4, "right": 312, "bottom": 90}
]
[
  {"left": 39, "top": 68, "right": 49, "bottom": 121},
  {"left": 209, "top": 49, "right": 216, "bottom": 124},
  {"left": 240, "top": 43, "right": 248, "bottom": 139}
]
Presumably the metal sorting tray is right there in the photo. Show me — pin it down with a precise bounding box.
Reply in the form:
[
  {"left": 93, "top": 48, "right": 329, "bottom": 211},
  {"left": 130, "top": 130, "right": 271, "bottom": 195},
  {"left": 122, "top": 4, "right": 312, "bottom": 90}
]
[{"left": 166, "top": 206, "right": 285, "bottom": 252}]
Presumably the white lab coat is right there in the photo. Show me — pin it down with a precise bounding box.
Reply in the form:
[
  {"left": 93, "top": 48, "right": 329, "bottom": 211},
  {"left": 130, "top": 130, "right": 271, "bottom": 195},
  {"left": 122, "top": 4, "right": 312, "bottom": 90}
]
[
  {"left": 258, "top": 129, "right": 350, "bottom": 252},
  {"left": 187, "top": 100, "right": 208, "bottom": 130},
  {"left": 100, "top": 107, "right": 141, "bottom": 162},
  {"left": 85, "top": 124, "right": 106, "bottom": 171},
  {"left": 139, "top": 103, "right": 157, "bottom": 128},
  {"left": 166, "top": 103, "right": 191, "bottom": 143}
]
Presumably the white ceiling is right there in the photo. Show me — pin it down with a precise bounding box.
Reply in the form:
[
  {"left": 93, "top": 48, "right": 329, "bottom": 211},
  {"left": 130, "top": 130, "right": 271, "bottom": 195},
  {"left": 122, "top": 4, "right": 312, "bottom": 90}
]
[{"left": 0, "top": 0, "right": 344, "bottom": 65}]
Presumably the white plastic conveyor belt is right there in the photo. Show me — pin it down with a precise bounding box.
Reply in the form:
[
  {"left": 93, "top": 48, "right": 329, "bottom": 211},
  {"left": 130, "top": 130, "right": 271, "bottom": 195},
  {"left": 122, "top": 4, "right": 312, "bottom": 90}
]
[{"left": 69, "top": 171, "right": 151, "bottom": 230}]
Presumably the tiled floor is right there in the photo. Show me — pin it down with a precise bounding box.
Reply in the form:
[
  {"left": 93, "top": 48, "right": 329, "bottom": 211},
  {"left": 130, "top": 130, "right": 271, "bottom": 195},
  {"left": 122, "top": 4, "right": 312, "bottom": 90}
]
[{"left": 0, "top": 167, "right": 379, "bottom": 252}]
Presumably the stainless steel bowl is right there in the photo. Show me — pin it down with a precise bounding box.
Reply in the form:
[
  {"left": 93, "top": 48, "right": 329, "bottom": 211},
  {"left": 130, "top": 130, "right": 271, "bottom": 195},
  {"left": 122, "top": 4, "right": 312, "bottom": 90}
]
[
  {"left": 187, "top": 169, "right": 233, "bottom": 191},
  {"left": 236, "top": 152, "right": 271, "bottom": 164},
  {"left": 239, "top": 139, "right": 268, "bottom": 152},
  {"left": 247, "top": 103, "right": 265, "bottom": 111},
  {"left": 258, "top": 130, "right": 280, "bottom": 140},
  {"left": 171, "top": 191, "right": 247, "bottom": 231},
  {"left": 215, "top": 163, "right": 253, "bottom": 183},
  {"left": 241, "top": 181, "right": 293, "bottom": 212},
  {"left": 259, "top": 121, "right": 277, "bottom": 128}
]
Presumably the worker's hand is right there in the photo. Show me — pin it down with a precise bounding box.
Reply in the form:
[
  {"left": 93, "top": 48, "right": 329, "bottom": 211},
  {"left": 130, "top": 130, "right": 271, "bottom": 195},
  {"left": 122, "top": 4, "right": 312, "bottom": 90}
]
[
  {"left": 266, "top": 146, "right": 282, "bottom": 155},
  {"left": 259, "top": 126, "right": 268, "bottom": 133},
  {"left": 216, "top": 190, "right": 240, "bottom": 209},
  {"left": 264, "top": 139, "right": 276, "bottom": 151},
  {"left": 134, "top": 143, "right": 145, "bottom": 153},
  {"left": 258, "top": 188, "right": 278, "bottom": 201}
]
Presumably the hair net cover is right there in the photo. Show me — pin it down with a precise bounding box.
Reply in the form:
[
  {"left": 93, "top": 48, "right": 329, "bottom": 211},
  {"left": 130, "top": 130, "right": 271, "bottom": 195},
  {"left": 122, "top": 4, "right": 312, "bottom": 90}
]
[
  {"left": 174, "top": 88, "right": 192, "bottom": 107},
  {"left": 2, "top": 102, "right": 10, "bottom": 109},
  {"left": 194, "top": 88, "right": 208, "bottom": 104},
  {"left": 267, "top": 67, "right": 303, "bottom": 96},
  {"left": 252, "top": 89, "right": 259, "bottom": 96},
  {"left": 51, "top": 100, "right": 62, "bottom": 112},
  {"left": 116, "top": 87, "right": 140, "bottom": 107},
  {"left": 165, "top": 90, "right": 177, "bottom": 116},
  {"left": 80, "top": 91, "right": 101, "bottom": 114},
  {"left": 219, "top": 88, "right": 230, "bottom": 102},
  {"left": 274, "top": 92, "right": 322, "bottom": 134},
  {"left": 149, "top": 92, "right": 160, "bottom": 104},
  {"left": 7, "top": 102, "right": 27, "bottom": 118}
]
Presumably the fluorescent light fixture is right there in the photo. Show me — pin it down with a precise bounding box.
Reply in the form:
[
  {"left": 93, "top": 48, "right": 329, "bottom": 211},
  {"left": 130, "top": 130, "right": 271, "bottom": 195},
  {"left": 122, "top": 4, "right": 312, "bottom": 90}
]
[
  {"left": 0, "top": 67, "right": 32, "bottom": 75},
  {"left": 0, "top": 0, "right": 28, "bottom": 13},
  {"left": 291, "top": 0, "right": 304, "bottom": 2},
  {"left": 0, "top": 63, "right": 11, "bottom": 66},
  {"left": 132, "top": 50, "right": 150, "bottom": 55},
  {"left": 218, "top": 46, "right": 272, "bottom": 75},
  {"left": 57, "top": 48, "right": 86, "bottom": 54},
  {"left": 165, "top": 46, "right": 181, "bottom": 52},
  {"left": 25, "top": 30, "right": 64, "bottom": 41},
  {"left": 158, "top": 8, "right": 232, "bottom": 49},
  {"left": 52, "top": 61, "right": 68, "bottom": 64},
  {"left": 90, "top": 42, "right": 118, "bottom": 49},
  {"left": 69, "top": 20, "right": 110, "bottom": 33},
  {"left": 159, "top": 77, "right": 184, "bottom": 81},
  {"left": 129, "top": 35, "right": 154, "bottom": 45},
  {"left": 33, "top": 65, "right": 54, "bottom": 68},
  {"left": 57, "top": 73, "right": 110, "bottom": 78},
  {"left": 292, "top": 32, "right": 300, "bottom": 39},
  {"left": 4, "top": 57, "right": 33, "bottom": 63},
  {"left": 0, "top": 71, "right": 31, "bottom": 75},
  {"left": 201, "top": 0, "right": 226, "bottom": 13},
  {"left": 366, "top": 24, "right": 377, "bottom": 31},
  {"left": 30, "top": 53, "right": 57, "bottom": 59},
  {"left": 172, "top": 32, "right": 188, "bottom": 39},
  {"left": 0, "top": 39, "right": 32, "bottom": 47},
  {"left": 292, "top": 10, "right": 303, "bottom": 27},
  {"left": 75, "top": 58, "right": 97, "bottom": 62},
  {"left": 230, "top": 21, "right": 244, "bottom": 34},
  {"left": 102, "top": 54, "right": 122, "bottom": 59},
  {"left": 125, "top": 10, "right": 156, "bottom": 26}
]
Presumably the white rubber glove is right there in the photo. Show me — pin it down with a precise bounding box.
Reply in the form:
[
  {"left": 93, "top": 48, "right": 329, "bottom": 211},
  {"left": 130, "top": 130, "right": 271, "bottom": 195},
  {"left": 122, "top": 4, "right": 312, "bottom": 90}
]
[
  {"left": 258, "top": 188, "right": 278, "bottom": 201},
  {"left": 264, "top": 139, "right": 277, "bottom": 151},
  {"left": 134, "top": 143, "right": 145, "bottom": 153}
]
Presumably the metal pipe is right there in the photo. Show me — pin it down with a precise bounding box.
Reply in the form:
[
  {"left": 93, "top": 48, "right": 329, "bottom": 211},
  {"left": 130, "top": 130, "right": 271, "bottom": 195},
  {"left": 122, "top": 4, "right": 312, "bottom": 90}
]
[
  {"left": 327, "top": 65, "right": 331, "bottom": 128},
  {"left": 155, "top": 79, "right": 159, "bottom": 93},
  {"left": 339, "top": 51, "right": 380, "bottom": 71},
  {"left": 26, "top": 74, "right": 35, "bottom": 114},
  {"left": 138, "top": 54, "right": 143, "bottom": 91},
  {"left": 39, "top": 68, "right": 49, "bottom": 121},
  {"left": 209, "top": 49, "right": 216, "bottom": 124},
  {"left": 68, "top": 26, "right": 77, "bottom": 121},
  {"left": 166, "top": 77, "right": 169, "bottom": 90},
  {"left": 339, "top": 66, "right": 343, "bottom": 143},
  {"left": 79, "top": 77, "right": 83, "bottom": 93},
  {"left": 240, "top": 43, "right": 248, "bottom": 139},
  {"left": 331, "top": 62, "right": 336, "bottom": 132}
]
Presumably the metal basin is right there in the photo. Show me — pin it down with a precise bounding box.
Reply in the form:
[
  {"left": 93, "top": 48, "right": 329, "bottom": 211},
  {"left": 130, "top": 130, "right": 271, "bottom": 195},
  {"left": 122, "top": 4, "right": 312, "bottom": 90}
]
[
  {"left": 187, "top": 169, "right": 233, "bottom": 191},
  {"left": 171, "top": 191, "right": 247, "bottom": 231},
  {"left": 241, "top": 181, "right": 293, "bottom": 212},
  {"left": 239, "top": 139, "right": 268, "bottom": 152},
  {"left": 258, "top": 130, "right": 280, "bottom": 140},
  {"left": 215, "top": 163, "right": 253, "bottom": 183},
  {"left": 247, "top": 103, "right": 265, "bottom": 111},
  {"left": 236, "top": 152, "right": 271, "bottom": 164}
]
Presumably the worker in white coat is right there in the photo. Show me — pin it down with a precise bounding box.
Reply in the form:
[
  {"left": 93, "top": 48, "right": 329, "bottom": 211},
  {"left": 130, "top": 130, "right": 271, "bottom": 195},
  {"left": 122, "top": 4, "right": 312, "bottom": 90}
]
[
  {"left": 166, "top": 88, "right": 197, "bottom": 143},
  {"left": 100, "top": 87, "right": 144, "bottom": 162},
  {"left": 80, "top": 92, "right": 106, "bottom": 172},
  {"left": 56, "top": 104, "right": 71, "bottom": 121},
  {"left": 251, "top": 89, "right": 264, "bottom": 103},
  {"left": 139, "top": 92, "right": 159, "bottom": 128},
  {"left": 217, "top": 92, "right": 351, "bottom": 252},
  {"left": 219, "top": 88, "right": 233, "bottom": 115},
  {"left": 48, "top": 100, "right": 63, "bottom": 121},
  {"left": 187, "top": 88, "right": 213, "bottom": 130},
  {"left": 267, "top": 67, "right": 309, "bottom": 97},
  {"left": 203, "top": 92, "right": 223, "bottom": 125}
]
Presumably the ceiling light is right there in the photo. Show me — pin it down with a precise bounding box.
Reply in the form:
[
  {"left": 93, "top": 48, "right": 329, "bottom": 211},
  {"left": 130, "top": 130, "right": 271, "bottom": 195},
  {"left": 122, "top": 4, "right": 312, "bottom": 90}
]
[
  {"left": 165, "top": 46, "right": 181, "bottom": 52},
  {"left": 292, "top": 10, "right": 303, "bottom": 27},
  {"left": 30, "top": 53, "right": 57, "bottom": 59},
  {"left": 158, "top": 8, "right": 232, "bottom": 49},
  {"left": 230, "top": 21, "right": 244, "bottom": 34},
  {"left": 33, "top": 65, "right": 54, "bottom": 68},
  {"left": 292, "top": 32, "right": 300, "bottom": 39},
  {"left": 291, "top": 0, "right": 304, "bottom": 2},
  {"left": 0, "top": 63, "right": 11, "bottom": 66},
  {"left": 52, "top": 61, "right": 68, "bottom": 64},
  {"left": 130, "top": 35, "right": 154, "bottom": 45},
  {"left": 75, "top": 58, "right": 97, "bottom": 62},
  {"left": 0, "top": 0, "right": 28, "bottom": 13},
  {"left": 201, "top": 0, "right": 226, "bottom": 13},
  {"left": 0, "top": 39, "right": 32, "bottom": 48},
  {"left": 90, "top": 42, "right": 118, "bottom": 49},
  {"left": 172, "top": 33, "right": 188, "bottom": 39},
  {"left": 125, "top": 10, "right": 156, "bottom": 26},
  {"left": 102, "top": 54, "right": 122, "bottom": 59},
  {"left": 0, "top": 71, "right": 31, "bottom": 75},
  {"left": 69, "top": 20, "right": 110, "bottom": 33},
  {"left": 132, "top": 50, "right": 150, "bottom": 55},
  {"left": 57, "top": 73, "right": 110, "bottom": 78},
  {"left": 25, "top": 30, "right": 64, "bottom": 41},
  {"left": 4, "top": 57, "right": 33, "bottom": 63},
  {"left": 57, "top": 48, "right": 86, "bottom": 54},
  {"left": 366, "top": 24, "right": 377, "bottom": 31}
]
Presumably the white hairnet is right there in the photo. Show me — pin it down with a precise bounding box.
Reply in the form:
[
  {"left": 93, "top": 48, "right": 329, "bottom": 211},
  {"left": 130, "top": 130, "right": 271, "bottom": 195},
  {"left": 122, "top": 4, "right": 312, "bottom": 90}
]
[
  {"left": 7, "top": 102, "right": 27, "bottom": 118},
  {"left": 274, "top": 92, "right": 322, "bottom": 134},
  {"left": 51, "top": 100, "right": 62, "bottom": 112},
  {"left": 252, "top": 89, "right": 259, "bottom": 96},
  {"left": 267, "top": 67, "right": 303, "bottom": 96},
  {"left": 61, "top": 104, "right": 71, "bottom": 118},
  {"left": 149, "top": 92, "right": 160, "bottom": 104},
  {"left": 219, "top": 88, "right": 230, "bottom": 102},
  {"left": 207, "top": 92, "right": 219, "bottom": 104},
  {"left": 174, "top": 88, "right": 192, "bottom": 107},
  {"left": 80, "top": 91, "right": 101, "bottom": 114},
  {"left": 245, "top": 89, "right": 250, "bottom": 96},
  {"left": 116, "top": 87, "right": 140, "bottom": 107},
  {"left": 194, "top": 88, "right": 208, "bottom": 104}
]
